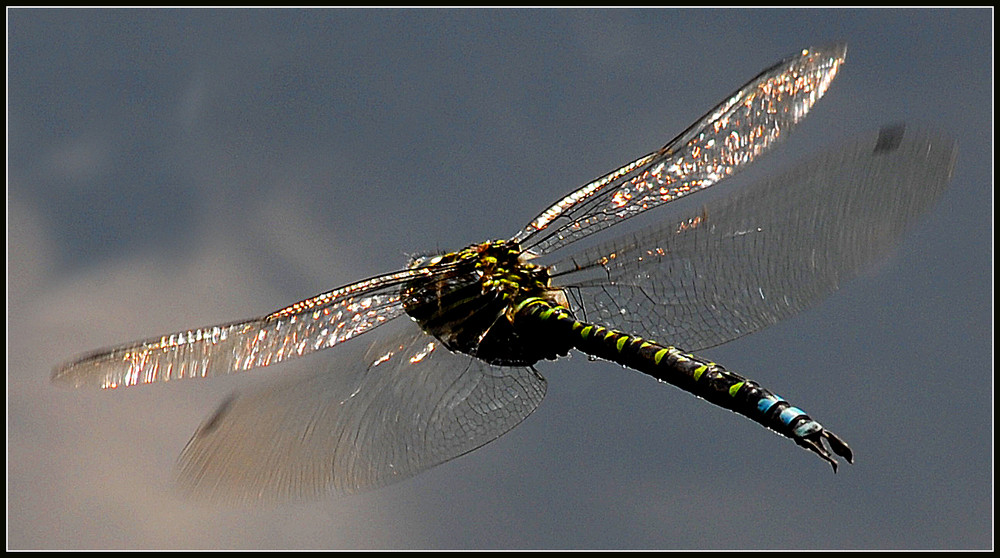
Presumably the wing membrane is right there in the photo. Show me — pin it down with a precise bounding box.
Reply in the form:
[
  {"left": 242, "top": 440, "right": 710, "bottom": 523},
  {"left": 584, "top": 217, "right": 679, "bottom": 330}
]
[
  {"left": 550, "top": 125, "right": 957, "bottom": 351},
  {"left": 514, "top": 43, "right": 847, "bottom": 255},
  {"left": 175, "top": 322, "right": 546, "bottom": 502},
  {"left": 52, "top": 268, "right": 435, "bottom": 389}
]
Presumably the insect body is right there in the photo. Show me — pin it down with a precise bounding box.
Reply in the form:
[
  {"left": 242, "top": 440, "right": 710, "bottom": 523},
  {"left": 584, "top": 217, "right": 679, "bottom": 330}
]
[
  {"left": 405, "top": 238, "right": 850, "bottom": 469},
  {"left": 54, "top": 43, "right": 957, "bottom": 502},
  {"left": 402, "top": 240, "right": 568, "bottom": 366}
]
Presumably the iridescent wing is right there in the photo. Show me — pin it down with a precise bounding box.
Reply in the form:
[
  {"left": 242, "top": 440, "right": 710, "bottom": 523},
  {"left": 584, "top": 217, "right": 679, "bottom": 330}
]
[
  {"left": 513, "top": 43, "right": 847, "bottom": 256},
  {"left": 52, "top": 267, "right": 440, "bottom": 389},
  {"left": 547, "top": 125, "right": 957, "bottom": 352},
  {"left": 175, "top": 320, "right": 546, "bottom": 502}
]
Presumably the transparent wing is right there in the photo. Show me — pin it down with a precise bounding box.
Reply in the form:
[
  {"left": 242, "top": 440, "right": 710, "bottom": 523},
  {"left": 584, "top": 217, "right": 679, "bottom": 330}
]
[
  {"left": 52, "top": 268, "right": 438, "bottom": 389},
  {"left": 514, "top": 43, "right": 847, "bottom": 255},
  {"left": 175, "top": 320, "right": 546, "bottom": 502},
  {"left": 548, "top": 125, "right": 957, "bottom": 352}
]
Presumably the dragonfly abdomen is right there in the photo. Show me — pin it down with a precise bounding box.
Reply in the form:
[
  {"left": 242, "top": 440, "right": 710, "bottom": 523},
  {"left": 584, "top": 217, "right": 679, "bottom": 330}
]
[{"left": 513, "top": 296, "right": 854, "bottom": 471}]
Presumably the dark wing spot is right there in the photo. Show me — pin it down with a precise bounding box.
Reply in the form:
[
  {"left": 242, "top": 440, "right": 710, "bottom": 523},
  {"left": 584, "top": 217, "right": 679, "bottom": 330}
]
[
  {"left": 874, "top": 123, "right": 906, "bottom": 154},
  {"left": 198, "top": 394, "right": 236, "bottom": 435}
]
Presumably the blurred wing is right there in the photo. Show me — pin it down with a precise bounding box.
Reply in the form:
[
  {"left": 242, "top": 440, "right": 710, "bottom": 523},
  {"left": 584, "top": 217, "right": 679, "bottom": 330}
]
[
  {"left": 514, "top": 43, "right": 847, "bottom": 255},
  {"left": 550, "top": 125, "right": 957, "bottom": 351},
  {"left": 52, "top": 268, "right": 435, "bottom": 389},
  {"left": 175, "top": 321, "right": 547, "bottom": 502}
]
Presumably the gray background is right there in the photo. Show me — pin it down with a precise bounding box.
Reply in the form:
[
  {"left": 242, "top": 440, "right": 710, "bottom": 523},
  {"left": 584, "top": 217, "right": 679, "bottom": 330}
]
[{"left": 8, "top": 8, "right": 992, "bottom": 550}]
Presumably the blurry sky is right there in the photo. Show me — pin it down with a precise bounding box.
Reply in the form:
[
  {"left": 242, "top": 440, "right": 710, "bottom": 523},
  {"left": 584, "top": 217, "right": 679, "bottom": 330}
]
[{"left": 7, "top": 8, "right": 992, "bottom": 550}]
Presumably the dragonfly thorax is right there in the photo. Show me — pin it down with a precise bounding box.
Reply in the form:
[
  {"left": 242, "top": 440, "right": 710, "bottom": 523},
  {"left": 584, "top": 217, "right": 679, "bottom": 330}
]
[{"left": 402, "top": 239, "right": 571, "bottom": 366}]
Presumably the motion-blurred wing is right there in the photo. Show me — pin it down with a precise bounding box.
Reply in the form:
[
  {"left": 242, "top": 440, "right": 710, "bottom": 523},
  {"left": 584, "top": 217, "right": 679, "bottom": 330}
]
[
  {"left": 175, "top": 323, "right": 546, "bottom": 502},
  {"left": 551, "top": 125, "right": 957, "bottom": 351}
]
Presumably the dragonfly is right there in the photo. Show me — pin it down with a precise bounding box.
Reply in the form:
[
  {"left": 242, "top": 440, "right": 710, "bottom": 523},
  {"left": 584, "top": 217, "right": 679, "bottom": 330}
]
[{"left": 54, "top": 43, "right": 957, "bottom": 503}]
